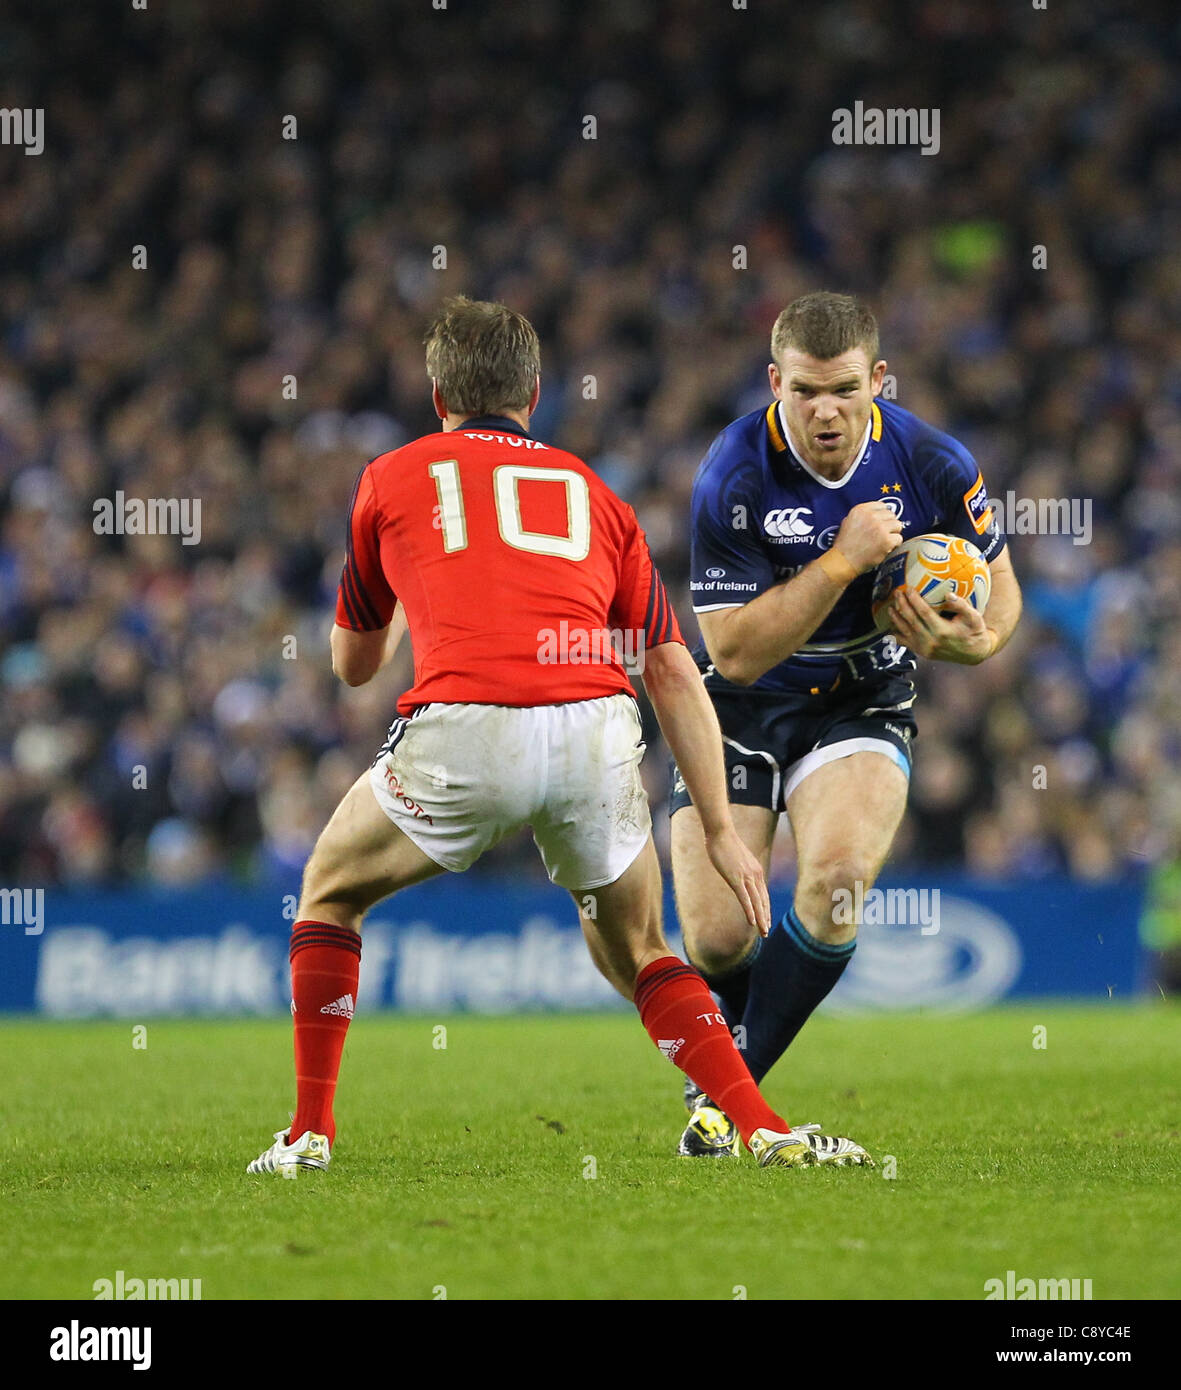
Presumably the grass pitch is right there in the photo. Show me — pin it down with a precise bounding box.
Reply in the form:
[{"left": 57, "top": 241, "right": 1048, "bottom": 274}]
[{"left": 1, "top": 1005, "right": 1177, "bottom": 1300}]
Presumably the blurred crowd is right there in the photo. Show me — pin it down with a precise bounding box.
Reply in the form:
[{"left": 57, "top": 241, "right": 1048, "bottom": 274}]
[{"left": 0, "top": 0, "right": 1177, "bottom": 890}]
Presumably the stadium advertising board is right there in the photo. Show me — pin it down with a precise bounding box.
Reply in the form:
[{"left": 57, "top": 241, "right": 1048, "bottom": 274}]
[{"left": 0, "top": 875, "right": 1145, "bottom": 1017}]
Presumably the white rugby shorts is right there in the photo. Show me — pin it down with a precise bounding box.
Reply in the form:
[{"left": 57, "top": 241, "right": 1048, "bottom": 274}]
[{"left": 368, "top": 693, "right": 650, "bottom": 890}]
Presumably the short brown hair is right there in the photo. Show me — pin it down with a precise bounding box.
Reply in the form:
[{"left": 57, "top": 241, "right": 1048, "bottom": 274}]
[
  {"left": 424, "top": 295, "right": 541, "bottom": 416},
  {"left": 771, "top": 292, "right": 879, "bottom": 366}
]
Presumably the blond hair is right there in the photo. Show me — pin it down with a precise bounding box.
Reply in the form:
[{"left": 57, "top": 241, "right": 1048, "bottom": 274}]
[{"left": 425, "top": 295, "right": 540, "bottom": 415}]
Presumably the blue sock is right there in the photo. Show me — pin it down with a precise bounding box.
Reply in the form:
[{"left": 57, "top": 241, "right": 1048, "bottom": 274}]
[
  {"left": 697, "top": 936, "right": 763, "bottom": 1032},
  {"left": 740, "top": 906, "right": 856, "bottom": 1084}
]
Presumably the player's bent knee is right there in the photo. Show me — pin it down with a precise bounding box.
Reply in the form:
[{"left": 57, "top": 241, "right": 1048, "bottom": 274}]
[{"left": 683, "top": 921, "right": 758, "bottom": 980}]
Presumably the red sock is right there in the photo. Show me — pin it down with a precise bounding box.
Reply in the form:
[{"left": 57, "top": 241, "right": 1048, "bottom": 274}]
[
  {"left": 634, "top": 956, "right": 790, "bottom": 1145},
  {"left": 288, "top": 921, "right": 361, "bottom": 1146}
]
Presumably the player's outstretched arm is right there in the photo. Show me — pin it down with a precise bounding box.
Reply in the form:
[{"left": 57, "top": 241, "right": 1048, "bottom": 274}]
[
  {"left": 700, "top": 499, "right": 903, "bottom": 686},
  {"left": 640, "top": 640, "right": 771, "bottom": 935}
]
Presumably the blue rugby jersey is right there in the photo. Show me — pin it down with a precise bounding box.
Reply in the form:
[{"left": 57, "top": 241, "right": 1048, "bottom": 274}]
[{"left": 688, "top": 398, "right": 1005, "bottom": 695}]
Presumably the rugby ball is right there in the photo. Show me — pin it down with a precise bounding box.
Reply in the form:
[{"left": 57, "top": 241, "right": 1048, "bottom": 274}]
[{"left": 871, "top": 533, "right": 990, "bottom": 631}]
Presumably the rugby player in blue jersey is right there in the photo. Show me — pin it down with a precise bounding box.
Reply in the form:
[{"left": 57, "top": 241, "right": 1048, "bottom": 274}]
[{"left": 671, "top": 292, "right": 1023, "bottom": 1157}]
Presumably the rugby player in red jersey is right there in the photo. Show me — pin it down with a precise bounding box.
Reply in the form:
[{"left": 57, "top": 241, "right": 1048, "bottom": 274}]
[{"left": 248, "top": 297, "right": 872, "bottom": 1175}]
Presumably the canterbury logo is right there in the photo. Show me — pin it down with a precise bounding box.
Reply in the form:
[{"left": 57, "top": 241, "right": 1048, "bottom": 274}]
[
  {"left": 763, "top": 507, "right": 813, "bottom": 538},
  {"left": 320, "top": 993, "right": 355, "bottom": 1018},
  {"left": 658, "top": 1037, "right": 684, "bottom": 1062}
]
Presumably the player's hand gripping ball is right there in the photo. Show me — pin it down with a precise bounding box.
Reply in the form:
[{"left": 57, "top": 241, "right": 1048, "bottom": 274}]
[{"left": 871, "top": 533, "right": 990, "bottom": 632}]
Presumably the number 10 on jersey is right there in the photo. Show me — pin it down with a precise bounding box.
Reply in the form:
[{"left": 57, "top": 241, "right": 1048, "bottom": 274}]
[{"left": 429, "top": 460, "right": 591, "bottom": 561}]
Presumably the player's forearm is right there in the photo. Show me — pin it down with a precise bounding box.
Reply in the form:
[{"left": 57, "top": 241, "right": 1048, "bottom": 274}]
[
  {"left": 641, "top": 642, "right": 734, "bottom": 836},
  {"left": 982, "top": 567, "right": 1021, "bottom": 657},
  {"left": 705, "top": 558, "right": 849, "bottom": 686},
  {"left": 331, "top": 609, "right": 404, "bottom": 686}
]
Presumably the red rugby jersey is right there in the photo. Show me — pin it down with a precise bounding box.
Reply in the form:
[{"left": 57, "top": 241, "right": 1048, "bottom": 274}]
[{"left": 335, "top": 415, "right": 682, "bottom": 714}]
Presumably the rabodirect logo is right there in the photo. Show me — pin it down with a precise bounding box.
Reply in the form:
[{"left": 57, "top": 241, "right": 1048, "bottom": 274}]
[{"left": 823, "top": 897, "right": 1022, "bottom": 1012}]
